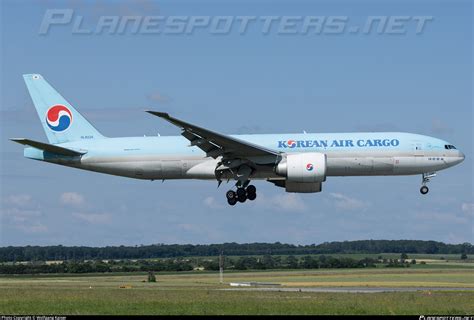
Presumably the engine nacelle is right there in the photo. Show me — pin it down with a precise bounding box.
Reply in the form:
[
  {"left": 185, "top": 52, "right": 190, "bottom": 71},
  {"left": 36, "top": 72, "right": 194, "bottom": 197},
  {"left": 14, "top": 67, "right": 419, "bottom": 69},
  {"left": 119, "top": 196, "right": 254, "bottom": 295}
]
[{"left": 276, "top": 152, "right": 327, "bottom": 183}]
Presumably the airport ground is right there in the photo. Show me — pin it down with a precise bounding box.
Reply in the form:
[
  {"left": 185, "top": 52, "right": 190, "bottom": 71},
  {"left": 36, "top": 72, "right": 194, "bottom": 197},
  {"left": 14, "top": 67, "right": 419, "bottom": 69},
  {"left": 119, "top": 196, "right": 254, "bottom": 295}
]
[{"left": 0, "top": 256, "right": 473, "bottom": 315}]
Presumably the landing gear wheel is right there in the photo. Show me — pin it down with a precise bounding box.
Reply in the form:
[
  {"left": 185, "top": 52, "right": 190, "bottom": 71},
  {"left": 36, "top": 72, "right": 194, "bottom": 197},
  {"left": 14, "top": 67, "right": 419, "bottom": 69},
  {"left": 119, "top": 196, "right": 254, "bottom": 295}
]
[
  {"left": 226, "top": 190, "right": 236, "bottom": 200},
  {"left": 237, "top": 188, "right": 247, "bottom": 202},
  {"left": 236, "top": 188, "right": 246, "bottom": 198},
  {"left": 247, "top": 192, "right": 257, "bottom": 201},
  {"left": 246, "top": 185, "right": 256, "bottom": 194},
  {"left": 227, "top": 197, "right": 237, "bottom": 206},
  {"left": 237, "top": 194, "right": 247, "bottom": 203},
  {"left": 420, "top": 186, "right": 429, "bottom": 195},
  {"left": 246, "top": 185, "right": 256, "bottom": 201}
]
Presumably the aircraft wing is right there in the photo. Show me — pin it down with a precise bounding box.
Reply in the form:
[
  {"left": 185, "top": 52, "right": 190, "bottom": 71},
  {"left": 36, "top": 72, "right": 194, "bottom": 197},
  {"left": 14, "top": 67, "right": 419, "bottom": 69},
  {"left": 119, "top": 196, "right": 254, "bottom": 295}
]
[{"left": 146, "top": 111, "right": 280, "bottom": 161}]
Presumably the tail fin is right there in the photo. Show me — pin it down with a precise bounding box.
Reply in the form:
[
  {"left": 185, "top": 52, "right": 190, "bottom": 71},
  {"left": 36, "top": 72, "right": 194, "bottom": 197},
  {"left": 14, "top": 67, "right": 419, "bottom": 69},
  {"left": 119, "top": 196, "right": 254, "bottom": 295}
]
[{"left": 23, "top": 74, "right": 105, "bottom": 144}]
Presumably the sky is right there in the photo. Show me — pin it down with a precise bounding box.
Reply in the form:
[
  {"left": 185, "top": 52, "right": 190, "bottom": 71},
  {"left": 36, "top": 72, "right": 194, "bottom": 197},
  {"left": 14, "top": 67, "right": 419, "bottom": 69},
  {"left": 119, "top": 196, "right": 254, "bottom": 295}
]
[{"left": 0, "top": 0, "right": 472, "bottom": 246}]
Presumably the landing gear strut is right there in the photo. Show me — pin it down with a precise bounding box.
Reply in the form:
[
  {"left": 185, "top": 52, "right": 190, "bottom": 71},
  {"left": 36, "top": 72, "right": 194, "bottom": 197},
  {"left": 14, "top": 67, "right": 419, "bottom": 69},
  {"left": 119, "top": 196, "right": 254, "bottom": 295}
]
[
  {"left": 420, "top": 172, "right": 436, "bottom": 195},
  {"left": 226, "top": 184, "right": 257, "bottom": 206}
]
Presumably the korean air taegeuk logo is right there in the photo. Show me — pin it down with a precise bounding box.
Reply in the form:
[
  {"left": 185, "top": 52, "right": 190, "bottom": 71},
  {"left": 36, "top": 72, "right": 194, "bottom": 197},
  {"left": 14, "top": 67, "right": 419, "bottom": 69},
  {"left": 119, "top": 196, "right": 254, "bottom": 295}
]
[{"left": 46, "top": 105, "right": 73, "bottom": 132}]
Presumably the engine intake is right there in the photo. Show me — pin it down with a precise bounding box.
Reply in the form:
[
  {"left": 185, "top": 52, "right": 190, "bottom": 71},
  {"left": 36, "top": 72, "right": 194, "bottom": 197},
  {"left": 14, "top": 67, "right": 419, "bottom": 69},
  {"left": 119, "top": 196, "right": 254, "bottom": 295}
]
[{"left": 276, "top": 152, "right": 327, "bottom": 183}]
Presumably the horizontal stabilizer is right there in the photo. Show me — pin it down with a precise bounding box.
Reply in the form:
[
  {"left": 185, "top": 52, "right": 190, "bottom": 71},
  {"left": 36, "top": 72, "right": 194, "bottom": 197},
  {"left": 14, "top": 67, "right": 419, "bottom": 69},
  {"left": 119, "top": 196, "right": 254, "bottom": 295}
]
[{"left": 10, "top": 138, "right": 86, "bottom": 157}]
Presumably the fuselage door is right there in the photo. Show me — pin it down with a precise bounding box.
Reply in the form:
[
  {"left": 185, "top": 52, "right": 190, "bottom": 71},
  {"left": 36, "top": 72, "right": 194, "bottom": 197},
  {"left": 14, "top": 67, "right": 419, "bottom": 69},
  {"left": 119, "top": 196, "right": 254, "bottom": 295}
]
[{"left": 413, "top": 142, "right": 424, "bottom": 156}]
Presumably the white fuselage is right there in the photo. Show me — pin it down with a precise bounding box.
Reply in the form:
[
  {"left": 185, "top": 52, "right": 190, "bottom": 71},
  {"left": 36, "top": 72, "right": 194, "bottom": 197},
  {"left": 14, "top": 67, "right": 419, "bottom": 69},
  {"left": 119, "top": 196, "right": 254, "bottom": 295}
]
[{"left": 25, "top": 132, "right": 464, "bottom": 181}]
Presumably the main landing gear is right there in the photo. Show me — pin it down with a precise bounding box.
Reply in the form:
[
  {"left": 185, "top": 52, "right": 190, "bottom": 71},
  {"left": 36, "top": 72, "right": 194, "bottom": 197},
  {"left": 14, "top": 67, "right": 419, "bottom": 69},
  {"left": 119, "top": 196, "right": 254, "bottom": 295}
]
[
  {"left": 226, "top": 185, "right": 257, "bottom": 206},
  {"left": 420, "top": 172, "right": 436, "bottom": 195}
]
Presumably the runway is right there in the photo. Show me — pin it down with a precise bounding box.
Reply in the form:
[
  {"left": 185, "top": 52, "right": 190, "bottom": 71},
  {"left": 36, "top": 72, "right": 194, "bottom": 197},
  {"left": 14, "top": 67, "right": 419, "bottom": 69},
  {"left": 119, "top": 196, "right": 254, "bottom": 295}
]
[{"left": 220, "top": 286, "right": 474, "bottom": 293}]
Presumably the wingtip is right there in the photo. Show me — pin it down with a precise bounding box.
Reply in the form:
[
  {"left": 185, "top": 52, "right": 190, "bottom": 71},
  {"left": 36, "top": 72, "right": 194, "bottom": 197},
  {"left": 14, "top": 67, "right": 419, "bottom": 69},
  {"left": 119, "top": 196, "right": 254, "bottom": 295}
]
[
  {"left": 146, "top": 110, "right": 170, "bottom": 118},
  {"left": 9, "top": 138, "right": 27, "bottom": 145}
]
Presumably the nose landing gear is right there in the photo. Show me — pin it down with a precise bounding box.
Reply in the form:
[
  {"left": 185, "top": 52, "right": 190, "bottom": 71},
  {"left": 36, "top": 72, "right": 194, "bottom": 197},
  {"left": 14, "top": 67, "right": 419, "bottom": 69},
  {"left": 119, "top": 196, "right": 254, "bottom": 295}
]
[
  {"left": 420, "top": 172, "right": 436, "bottom": 195},
  {"left": 420, "top": 185, "right": 429, "bottom": 195}
]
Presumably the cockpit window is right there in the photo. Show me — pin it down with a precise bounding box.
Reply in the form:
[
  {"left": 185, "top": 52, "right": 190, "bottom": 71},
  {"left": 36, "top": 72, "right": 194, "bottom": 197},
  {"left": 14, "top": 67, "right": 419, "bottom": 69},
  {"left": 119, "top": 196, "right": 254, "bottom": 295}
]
[{"left": 444, "top": 145, "right": 457, "bottom": 150}]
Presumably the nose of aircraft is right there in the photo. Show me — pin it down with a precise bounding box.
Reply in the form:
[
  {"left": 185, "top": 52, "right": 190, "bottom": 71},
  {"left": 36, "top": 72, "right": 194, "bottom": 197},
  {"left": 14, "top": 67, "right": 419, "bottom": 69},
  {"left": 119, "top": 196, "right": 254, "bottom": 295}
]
[
  {"left": 444, "top": 150, "right": 465, "bottom": 167},
  {"left": 453, "top": 150, "right": 465, "bottom": 165}
]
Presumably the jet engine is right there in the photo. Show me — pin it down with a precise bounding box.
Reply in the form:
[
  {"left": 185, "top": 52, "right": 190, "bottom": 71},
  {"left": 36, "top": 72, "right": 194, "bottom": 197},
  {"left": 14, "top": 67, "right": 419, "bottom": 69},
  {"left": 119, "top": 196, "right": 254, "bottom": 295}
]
[{"left": 276, "top": 152, "right": 327, "bottom": 183}]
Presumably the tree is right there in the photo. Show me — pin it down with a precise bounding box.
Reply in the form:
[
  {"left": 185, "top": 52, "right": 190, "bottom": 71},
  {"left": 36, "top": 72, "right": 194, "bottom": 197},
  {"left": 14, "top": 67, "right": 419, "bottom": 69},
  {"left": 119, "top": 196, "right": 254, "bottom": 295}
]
[
  {"left": 286, "top": 255, "right": 298, "bottom": 269},
  {"left": 262, "top": 255, "right": 275, "bottom": 269},
  {"left": 148, "top": 271, "right": 156, "bottom": 282},
  {"left": 461, "top": 253, "right": 468, "bottom": 260},
  {"left": 400, "top": 252, "right": 408, "bottom": 261},
  {"left": 301, "top": 256, "right": 316, "bottom": 269}
]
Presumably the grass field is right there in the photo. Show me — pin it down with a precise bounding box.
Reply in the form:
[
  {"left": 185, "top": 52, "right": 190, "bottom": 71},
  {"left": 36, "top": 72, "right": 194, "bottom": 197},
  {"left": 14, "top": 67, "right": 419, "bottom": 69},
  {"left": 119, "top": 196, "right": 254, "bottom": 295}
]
[{"left": 1, "top": 262, "right": 473, "bottom": 315}]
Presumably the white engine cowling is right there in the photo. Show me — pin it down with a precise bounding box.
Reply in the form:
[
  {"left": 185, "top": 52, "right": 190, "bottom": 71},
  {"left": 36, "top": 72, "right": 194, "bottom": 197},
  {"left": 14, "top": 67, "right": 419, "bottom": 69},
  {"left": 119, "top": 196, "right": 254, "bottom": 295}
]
[{"left": 276, "top": 152, "right": 327, "bottom": 183}]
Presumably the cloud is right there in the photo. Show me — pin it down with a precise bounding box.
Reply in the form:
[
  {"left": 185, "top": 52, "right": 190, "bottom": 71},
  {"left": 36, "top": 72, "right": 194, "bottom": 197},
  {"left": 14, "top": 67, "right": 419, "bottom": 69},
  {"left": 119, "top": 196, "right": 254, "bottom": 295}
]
[
  {"left": 3, "top": 208, "right": 47, "bottom": 233},
  {"left": 415, "top": 211, "right": 469, "bottom": 225},
  {"left": 329, "top": 193, "right": 371, "bottom": 211},
  {"left": 235, "top": 125, "right": 265, "bottom": 134},
  {"left": 175, "top": 223, "right": 224, "bottom": 242},
  {"left": 4, "top": 194, "right": 32, "bottom": 207},
  {"left": 2, "top": 194, "right": 47, "bottom": 234},
  {"left": 444, "top": 232, "right": 471, "bottom": 244},
  {"left": 258, "top": 193, "right": 308, "bottom": 212},
  {"left": 60, "top": 192, "right": 85, "bottom": 206},
  {"left": 203, "top": 196, "right": 224, "bottom": 209},
  {"left": 61, "top": 193, "right": 113, "bottom": 224},
  {"left": 0, "top": 105, "right": 37, "bottom": 124},
  {"left": 461, "top": 202, "right": 474, "bottom": 217},
  {"left": 147, "top": 92, "right": 170, "bottom": 103},
  {"left": 16, "top": 222, "right": 48, "bottom": 234},
  {"left": 354, "top": 123, "right": 399, "bottom": 132},
  {"left": 3, "top": 207, "right": 41, "bottom": 219},
  {"left": 177, "top": 223, "right": 200, "bottom": 232},
  {"left": 72, "top": 212, "right": 112, "bottom": 224},
  {"left": 82, "top": 107, "right": 146, "bottom": 122},
  {"left": 431, "top": 119, "right": 454, "bottom": 134},
  {"left": 3, "top": 194, "right": 41, "bottom": 220}
]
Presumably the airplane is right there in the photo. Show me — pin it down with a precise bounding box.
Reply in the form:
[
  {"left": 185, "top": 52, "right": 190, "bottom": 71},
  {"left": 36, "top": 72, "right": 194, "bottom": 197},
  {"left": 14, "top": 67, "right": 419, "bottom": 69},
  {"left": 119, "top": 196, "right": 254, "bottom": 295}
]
[{"left": 11, "top": 74, "right": 465, "bottom": 206}]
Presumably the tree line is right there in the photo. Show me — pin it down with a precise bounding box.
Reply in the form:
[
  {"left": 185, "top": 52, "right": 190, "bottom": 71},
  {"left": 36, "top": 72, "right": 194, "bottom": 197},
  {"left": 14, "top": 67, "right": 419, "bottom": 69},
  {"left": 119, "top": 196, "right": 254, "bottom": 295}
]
[
  {"left": 0, "top": 255, "right": 389, "bottom": 274},
  {"left": 0, "top": 240, "right": 471, "bottom": 262}
]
